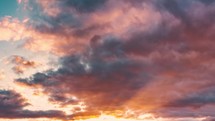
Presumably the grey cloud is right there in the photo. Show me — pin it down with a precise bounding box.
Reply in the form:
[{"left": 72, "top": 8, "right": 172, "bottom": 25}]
[
  {"left": 64, "top": 0, "right": 107, "bottom": 13},
  {"left": 165, "top": 89, "right": 215, "bottom": 109},
  {"left": 199, "top": 0, "right": 215, "bottom": 5},
  {"left": 0, "top": 90, "right": 69, "bottom": 119},
  {"left": 16, "top": 36, "right": 150, "bottom": 113}
]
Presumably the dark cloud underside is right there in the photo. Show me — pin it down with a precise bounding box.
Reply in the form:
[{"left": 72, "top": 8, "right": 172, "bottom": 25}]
[{"left": 0, "top": 90, "right": 69, "bottom": 119}]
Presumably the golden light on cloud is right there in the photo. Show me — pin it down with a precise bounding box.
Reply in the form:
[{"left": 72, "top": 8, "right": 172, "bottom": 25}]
[
  {"left": 75, "top": 113, "right": 157, "bottom": 121},
  {"left": 0, "top": 0, "right": 214, "bottom": 121}
]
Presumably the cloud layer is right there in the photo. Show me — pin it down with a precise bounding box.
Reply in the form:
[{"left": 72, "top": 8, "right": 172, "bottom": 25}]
[{"left": 0, "top": 0, "right": 214, "bottom": 120}]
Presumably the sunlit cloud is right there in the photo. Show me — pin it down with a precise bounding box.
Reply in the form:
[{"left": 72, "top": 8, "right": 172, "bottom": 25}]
[
  {"left": 0, "top": 0, "right": 214, "bottom": 120},
  {"left": 0, "top": 17, "right": 25, "bottom": 41}
]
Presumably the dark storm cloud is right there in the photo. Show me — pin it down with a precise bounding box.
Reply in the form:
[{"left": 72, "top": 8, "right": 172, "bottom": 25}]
[{"left": 0, "top": 90, "right": 69, "bottom": 119}]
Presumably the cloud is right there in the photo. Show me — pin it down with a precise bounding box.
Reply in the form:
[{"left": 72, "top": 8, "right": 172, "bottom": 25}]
[
  {"left": 153, "top": 106, "right": 215, "bottom": 118},
  {"left": 64, "top": 0, "right": 107, "bottom": 13},
  {"left": 11, "top": 0, "right": 215, "bottom": 119},
  {"left": 16, "top": 36, "right": 148, "bottom": 114},
  {"left": 199, "top": 0, "right": 215, "bottom": 5},
  {"left": 17, "top": 0, "right": 170, "bottom": 56},
  {"left": 6, "top": 0, "right": 215, "bottom": 56},
  {"left": 203, "top": 117, "right": 215, "bottom": 121},
  {"left": 0, "top": 90, "right": 69, "bottom": 119},
  {"left": 164, "top": 89, "right": 215, "bottom": 109},
  {"left": 0, "top": 17, "right": 26, "bottom": 41},
  {"left": 9, "top": 55, "right": 38, "bottom": 74}
]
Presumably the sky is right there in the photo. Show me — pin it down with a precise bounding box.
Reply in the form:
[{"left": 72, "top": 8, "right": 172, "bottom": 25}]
[
  {"left": 0, "top": 0, "right": 214, "bottom": 121},
  {"left": 0, "top": 0, "right": 18, "bottom": 17}
]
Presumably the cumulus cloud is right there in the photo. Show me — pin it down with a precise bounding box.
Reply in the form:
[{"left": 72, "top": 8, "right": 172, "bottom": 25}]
[
  {"left": 16, "top": 36, "right": 147, "bottom": 115},
  {"left": 10, "top": 0, "right": 215, "bottom": 119}
]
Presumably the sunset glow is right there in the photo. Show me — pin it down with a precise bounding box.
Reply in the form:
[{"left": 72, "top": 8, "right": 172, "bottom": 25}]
[
  {"left": 0, "top": 0, "right": 215, "bottom": 121},
  {"left": 76, "top": 114, "right": 154, "bottom": 121}
]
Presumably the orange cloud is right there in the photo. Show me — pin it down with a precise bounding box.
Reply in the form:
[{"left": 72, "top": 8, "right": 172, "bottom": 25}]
[{"left": 9, "top": 55, "right": 39, "bottom": 74}]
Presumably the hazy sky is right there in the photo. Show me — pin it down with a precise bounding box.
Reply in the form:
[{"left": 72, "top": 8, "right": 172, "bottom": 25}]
[{"left": 0, "top": 0, "right": 215, "bottom": 121}]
